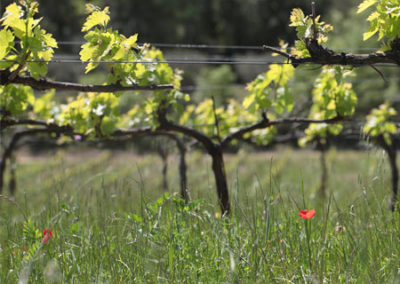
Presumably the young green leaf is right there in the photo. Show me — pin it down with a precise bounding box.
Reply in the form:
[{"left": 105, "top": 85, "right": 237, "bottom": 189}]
[
  {"left": 363, "top": 103, "right": 397, "bottom": 144},
  {"left": 33, "top": 90, "right": 56, "bottom": 119},
  {"left": 0, "top": 84, "right": 35, "bottom": 115},
  {"left": 27, "top": 61, "right": 47, "bottom": 80},
  {"left": 82, "top": 7, "right": 110, "bottom": 32},
  {"left": 357, "top": 0, "right": 377, "bottom": 14},
  {"left": 289, "top": 8, "right": 305, "bottom": 27},
  {"left": 0, "top": 29, "right": 14, "bottom": 60}
]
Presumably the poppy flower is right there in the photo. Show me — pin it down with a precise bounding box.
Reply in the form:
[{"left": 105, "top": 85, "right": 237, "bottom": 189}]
[
  {"left": 298, "top": 209, "right": 316, "bottom": 219},
  {"left": 41, "top": 228, "right": 53, "bottom": 244}
]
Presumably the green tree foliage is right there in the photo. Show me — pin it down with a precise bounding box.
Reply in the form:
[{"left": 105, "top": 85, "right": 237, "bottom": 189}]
[
  {"left": 326, "top": 6, "right": 399, "bottom": 117},
  {"left": 363, "top": 103, "right": 397, "bottom": 144},
  {"left": 289, "top": 8, "right": 333, "bottom": 57},
  {"left": 244, "top": 63, "right": 295, "bottom": 115},
  {"left": 0, "top": 0, "right": 56, "bottom": 117},
  {"left": 358, "top": 0, "right": 400, "bottom": 45},
  {"left": 0, "top": 1, "right": 57, "bottom": 77},
  {"left": 58, "top": 5, "right": 182, "bottom": 136},
  {"left": 0, "top": 84, "right": 35, "bottom": 116},
  {"left": 0, "top": 1, "right": 181, "bottom": 138},
  {"left": 299, "top": 67, "right": 357, "bottom": 147}
]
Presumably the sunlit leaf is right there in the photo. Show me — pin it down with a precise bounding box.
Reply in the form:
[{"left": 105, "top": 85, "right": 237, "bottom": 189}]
[
  {"left": 0, "top": 29, "right": 14, "bottom": 60},
  {"left": 289, "top": 8, "right": 305, "bottom": 27},
  {"left": 357, "top": 0, "right": 377, "bottom": 14},
  {"left": 27, "top": 61, "right": 47, "bottom": 80},
  {"left": 82, "top": 7, "right": 110, "bottom": 32}
]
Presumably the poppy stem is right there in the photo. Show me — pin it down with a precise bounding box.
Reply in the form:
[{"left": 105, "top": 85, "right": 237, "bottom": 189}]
[{"left": 305, "top": 219, "right": 312, "bottom": 272}]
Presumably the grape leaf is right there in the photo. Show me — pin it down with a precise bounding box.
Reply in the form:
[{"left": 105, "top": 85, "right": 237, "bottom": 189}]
[
  {"left": 0, "top": 29, "right": 14, "bottom": 60},
  {"left": 33, "top": 90, "right": 55, "bottom": 119},
  {"left": 1, "top": 3, "right": 22, "bottom": 27},
  {"left": 357, "top": 0, "right": 377, "bottom": 14},
  {"left": 0, "top": 84, "right": 34, "bottom": 115},
  {"left": 27, "top": 61, "right": 47, "bottom": 80},
  {"left": 289, "top": 8, "right": 305, "bottom": 27},
  {"left": 82, "top": 8, "right": 110, "bottom": 32}
]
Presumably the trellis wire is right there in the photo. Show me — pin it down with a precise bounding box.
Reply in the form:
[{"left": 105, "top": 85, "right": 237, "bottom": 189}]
[
  {"left": 40, "top": 40, "right": 381, "bottom": 52},
  {"left": 0, "top": 59, "right": 298, "bottom": 65},
  {"left": 51, "top": 54, "right": 276, "bottom": 61},
  {"left": 1, "top": 59, "right": 399, "bottom": 67}
]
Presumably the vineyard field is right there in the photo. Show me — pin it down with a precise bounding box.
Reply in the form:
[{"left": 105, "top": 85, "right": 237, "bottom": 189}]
[
  {"left": 1, "top": 147, "right": 399, "bottom": 282},
  {"left": 1, "top": 0, "right": 400, "bottom": 282},
  {"left": 5, "top": 147, "right": 394, "bottom": 211}
]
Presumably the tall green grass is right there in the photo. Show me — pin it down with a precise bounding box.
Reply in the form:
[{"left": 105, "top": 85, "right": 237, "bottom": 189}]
[{"left": 0, "top": 147, "right": 399, "bottom": 282}]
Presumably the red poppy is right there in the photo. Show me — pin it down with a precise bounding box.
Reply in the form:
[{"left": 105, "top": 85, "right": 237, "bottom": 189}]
[
  {"left": 41, "top": 228, "right": 53, "bottom": 244},
  {"left": 298, "top": 209, "right": 316, "bottom": 219}
]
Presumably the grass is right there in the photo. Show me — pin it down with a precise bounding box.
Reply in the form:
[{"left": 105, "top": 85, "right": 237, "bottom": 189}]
[{"left": 0, "top": 146, "right": 399, "bottom": 282}]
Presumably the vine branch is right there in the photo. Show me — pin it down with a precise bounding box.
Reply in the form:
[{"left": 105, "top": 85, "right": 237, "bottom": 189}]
[
  {"left": 157, "top": 106, "right": 217, "bottom": 154},
  {"left": 311, "top": 2, "right": 318, "bottom": 41},
  {"left": 221, "top": 115, "right": 343, "bottom": 148},
  {"left": 0, "top": 70, "right": 174, "bottom": 92},
  {"left": 7, "top": 51, "right": 31, "bottom": 83},
  {"left": 264, "top": 40, "right": 400, "bottom": 67},
  {"left": 211, "top": 96, "right": 222, "bottom": 143},
  {"left": 0, "top": 126, "right": 75, "bottom": 193},
  {"left": 0, "top": 119, "right": 52, "bottom": 131}
]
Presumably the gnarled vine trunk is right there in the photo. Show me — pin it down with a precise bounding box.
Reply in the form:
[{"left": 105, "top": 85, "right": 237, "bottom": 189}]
[
  {"left": 157, "top": 145, "right": 169, "bottom": 191},
  {"left": 175, "top": 139, "right": 188, "bottom": 203},
  {"left": 154, "top": 132, "right": 188, "bottom": 202},
  {"left": 0, "top": 132, "right": 19, "bottom": 194},
  {"left": 9, "top": 154, "right": 16, "bottom": 196},
  {"left": 0, "top": 157, "right": 6, "bottom": 194},
  {"left": 210, "top": 147, "right": 230, "bottom": 215},
  {"left": 157, "top": 106, "right": 230, "bottom": 214},
  {"left": 378, "top": 135, "right": 399, "bottom": 211},
  {"left": 316, "top": 139, "right": 328, "bottom": 199}
]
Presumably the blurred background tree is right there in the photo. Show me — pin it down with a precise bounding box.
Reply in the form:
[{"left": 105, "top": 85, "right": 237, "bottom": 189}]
[{"left": 0, "top": 0, "right": 350, "bottom": 46}]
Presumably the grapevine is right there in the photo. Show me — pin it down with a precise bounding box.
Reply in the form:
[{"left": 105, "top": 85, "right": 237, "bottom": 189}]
[{"left": 0, "top": 1, "right": 399, "bottom": 213}]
